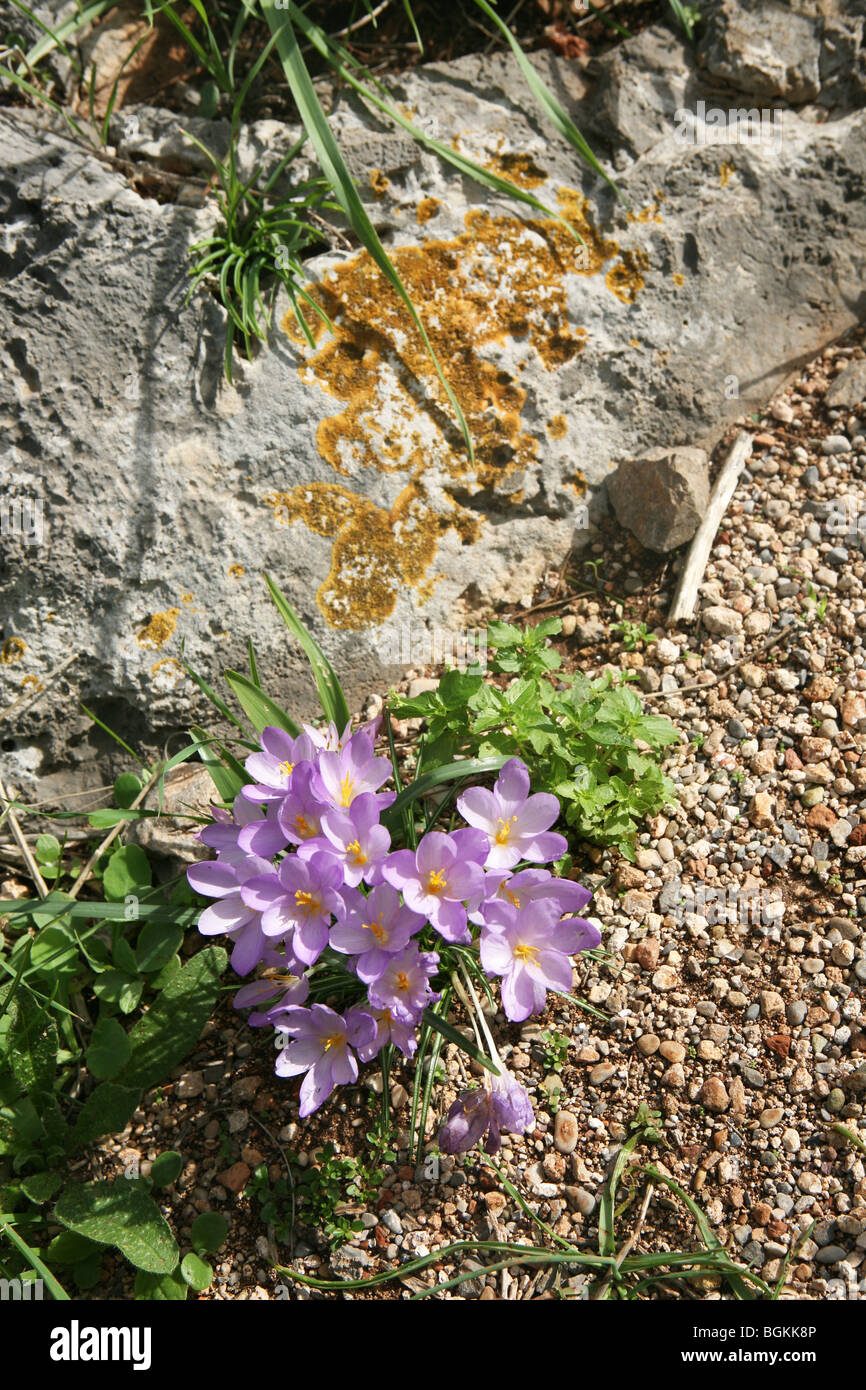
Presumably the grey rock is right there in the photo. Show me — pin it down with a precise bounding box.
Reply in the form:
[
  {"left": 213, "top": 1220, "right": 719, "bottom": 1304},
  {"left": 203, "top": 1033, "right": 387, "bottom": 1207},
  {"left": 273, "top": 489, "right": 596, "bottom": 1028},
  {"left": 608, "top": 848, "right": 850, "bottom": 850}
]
[
  {"left": 815, "top": 1245, "right": 848, "bottom": 1265},
  {"left": 825, "top": 359, "right": 866, "bottom": 410},
  {"left": 697, "top": 0, "right": 822, "bottom": 103},
  {"left": 821, "top": 434, "right": 853, "bottom": 455},
  {"left": 4, "top": 16, "right": 866, "bottom": 787},
  {"left": 608, "top": 447, "right": 709, "bottom": 552}
]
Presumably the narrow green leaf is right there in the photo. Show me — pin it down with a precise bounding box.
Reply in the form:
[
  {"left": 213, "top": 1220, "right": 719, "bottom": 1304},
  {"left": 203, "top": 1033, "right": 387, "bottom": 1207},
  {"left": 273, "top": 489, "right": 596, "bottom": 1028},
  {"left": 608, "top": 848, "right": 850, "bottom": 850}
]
[
  {"left": 224, "top": 669, "right": 300, "bottom": 737},
  {"left": 419, "top": 1008, "right": 499, "bottom": 1076},
  {"left": 264, "top": 574, "right": 349, "bottom": 730},
  {"left": 0, "top": 1220, "right": 69, "bottom": 1300}
]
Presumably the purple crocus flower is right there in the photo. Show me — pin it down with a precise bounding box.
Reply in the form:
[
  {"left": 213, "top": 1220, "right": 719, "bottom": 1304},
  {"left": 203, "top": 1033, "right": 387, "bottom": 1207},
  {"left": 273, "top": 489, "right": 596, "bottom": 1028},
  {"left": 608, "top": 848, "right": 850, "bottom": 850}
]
[
  {"left": 241, "top": 725, "right": 318, "bottom": 803},
  {"left": 198, "top": 793, "right": 267, "bottom": 854},
  {"left": 233, "top": 969, "right": 309, "bottom": 1027},
  {"left": 302, "top": 719, "right": 354, "bottom": 752},
  {"left": 480, "top": 899, "right": 600, "bottom": 1021},
  {"left": 316, "top": 730, "right": 394, "bottom": 814},
  {"left": 274, "top": 1003, "right": 376, "bottom": 1116},
  {"left": 355, "top": 1006, "right": 419, "bottom": 1061},
  {"left": 186, "top": 849, "right": 274, "bottom": 976},
  {"left": 297, "top": 792, "right": 391, "bottom": 888},
  {"left": 383, "top": 831, "right": 486, "bottom": 943},
  {"left": 367, "top": 942, "right": 440, "bottom": 1023},
  {"left": 236, "top": 800, "right": 289, "bottom": 859},
  {"left": 329, "top": 881, "right": 424, "bottom": 982},
  {"left": 456, "top": 758, "right": 567, "bottom": 869},
  {"left": 241, "top": 850, "right": 345, "bottom": 964},
  {"left": 438, "top": 1068, "right": 534, "bottom": 1155},
  {"left": 276, "top": 763, "right": 329, "bottom": 846},
  {"left": 471, "top": 868, "right": 592, "bottom": 925}
]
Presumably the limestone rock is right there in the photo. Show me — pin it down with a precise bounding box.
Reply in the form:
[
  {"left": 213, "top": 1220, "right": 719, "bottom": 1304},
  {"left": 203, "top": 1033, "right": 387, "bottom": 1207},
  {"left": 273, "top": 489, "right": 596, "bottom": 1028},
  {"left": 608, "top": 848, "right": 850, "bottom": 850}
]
[{"left": 607, "top": 447, "right": 709, "bottom": 552}]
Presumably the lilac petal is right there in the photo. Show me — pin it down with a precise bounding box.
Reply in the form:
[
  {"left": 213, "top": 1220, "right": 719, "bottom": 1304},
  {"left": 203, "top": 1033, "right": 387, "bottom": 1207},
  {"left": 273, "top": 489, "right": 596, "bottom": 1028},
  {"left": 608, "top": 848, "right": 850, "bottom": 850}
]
[
  {"left": 520, "top": 830, "right": 568, "bottom": 863},
  {"left": 238, "top": 815, "right": 288, "bottom": 858},
  {"left": 455, "top": 786, "right": 497, "bottom": 829},
  {"left": 415, "top": 831, "right": 451, "bottom": 874},
  {"left": 534, "top": 948, "right": 573, "bottom": 994},
  {"left": 514, "top": 793, "right": 560, "bottom": 835},
  {"left": 260, "top": 726, "right": 297, "bottom": 763},
  {"left": 240, "top": 874, "right": 284, "bottom": 912},
  {"left": 187, "top": 862, "right": 239, "bottom": 898},
  {"left": 230, "top": 919, "right": 267, "bottom": 975},
  {"left": 198, "top": 897, "right": 251, "bottom": 934},
  {"left": 495, "top": 758, "right": 530, "bottom": 809},
  {"left": 479, "top": 929, "right": 512, "bottom": 974}
]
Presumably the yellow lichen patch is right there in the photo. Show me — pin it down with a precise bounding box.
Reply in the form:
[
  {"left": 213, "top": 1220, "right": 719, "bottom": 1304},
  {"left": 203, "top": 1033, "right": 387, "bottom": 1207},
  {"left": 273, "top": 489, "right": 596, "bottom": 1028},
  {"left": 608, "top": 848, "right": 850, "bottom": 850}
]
[
  {"left": 719, "top": 161, "right": 735, "bottom": 187},
  {"left": 278, "top": 189, "right": 647, "bottom": 625},
  {"left": 21, "top": 674, "right": 42, "bottom": 691},
  {"left": 627, "top": 201, "right": 664, "bottom": 225},
  {"left": 672, "top": 272, "right": 685, "bottom": 287},
  {"left": 547, "top": 415, "right": 568, "bottom": 439},
  {"left": 416, "top": 197, "right": 441, "bottom": 225},
  {"left": 485, "top": 150, "right": 548, "bottom": 189},
  {"left": 605, "top": 249, "right": 650, "bottom": 304},
  {"left": 181, "top": 592, "right": 194, "bottom": 604},
  {"left": 629, "top": 337, "right": 641, "bottom": 347},
  {"left": 565, "top": 470, "right": 587, "bottom": 497},
  {"left": 267, "top": 481, "right": 481, "bottom": 629},
  {"left": 150, "top": 657, "right": 185, "bottom": 684},
  {"left": 228, "top": 564, "right": 245, "bottom": 578},
  {"left": 137, "top": 608, "right": 180, "bottom": 649},
  {"left": 1, "top": 637, "right": 26, "bottom": 664},
  {"left": 369, "top": 168, "right": 390, "bottom": 198}
]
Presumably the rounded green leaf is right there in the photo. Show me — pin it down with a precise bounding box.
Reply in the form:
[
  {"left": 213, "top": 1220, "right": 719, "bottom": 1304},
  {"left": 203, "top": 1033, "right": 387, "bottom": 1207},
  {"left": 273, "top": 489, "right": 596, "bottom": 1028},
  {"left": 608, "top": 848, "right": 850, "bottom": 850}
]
[
  {"left": 136, "top": 920, "right": 183, "bottom": 974},
  {"left": 29, "top": 924, "right": 78, "bottom": 978},
  {"left": 150, "top": 1151, "right": 183, "bottom": 1189},
  {"left": 35, "top": 833, "right": 61, "bottom": 864},
  {"left": 85, "top": 1017, "right": 131, "bottom": 1081},
  {"left": 114, "top": 772, "right": 143, "bottom": 809},
  {"left": 103, "top": 845, "right": 153, "bottom": 901},
  {"left": 21, "top": 1170, "right": 63, "bottom": 1204},
  {"left": 190, "top": 1210, "right": 228, "bottom": 1256},
  {"left": 180, "top": 1252, "right": 213, "bottom": 1293},
  {"left": 73, "top": 1251, "right": 103, "bottom": 1290},
  {"left": 134, "top": 1269, "right": 188, "bottom": 1301}
]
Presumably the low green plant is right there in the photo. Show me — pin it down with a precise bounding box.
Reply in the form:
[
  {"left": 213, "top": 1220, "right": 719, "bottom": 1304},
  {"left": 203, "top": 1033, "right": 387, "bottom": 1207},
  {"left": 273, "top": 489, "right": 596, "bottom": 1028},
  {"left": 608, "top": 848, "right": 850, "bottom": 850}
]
[
  {"left": 250, "top": 1137, "right": 395, "bottom": 1251},
  {"left": 540, "top": 1028, "right": 569, "bottom": 1075},
  {"left": 610, "top": 619, "right": 657, "bottom": 652},
  {"left": 390, "top": 617, "right": 679, "bottom": 859}
]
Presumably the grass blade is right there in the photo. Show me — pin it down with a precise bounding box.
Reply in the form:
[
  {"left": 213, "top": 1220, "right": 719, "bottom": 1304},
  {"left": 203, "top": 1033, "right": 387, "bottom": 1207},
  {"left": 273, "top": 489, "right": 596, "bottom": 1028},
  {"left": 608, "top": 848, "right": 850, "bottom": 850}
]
[
  {"left": 0, "top": 1220, "right": 69, "bottom": 1301},
  {"left": 264, "top": 573, "right": 349, "bottom": 730},
  {"left": 224, "top": 669, "right": 301, "bottom": 737},
  {"left": 260, "top": 1, "right": 475, "bottom": 462}
]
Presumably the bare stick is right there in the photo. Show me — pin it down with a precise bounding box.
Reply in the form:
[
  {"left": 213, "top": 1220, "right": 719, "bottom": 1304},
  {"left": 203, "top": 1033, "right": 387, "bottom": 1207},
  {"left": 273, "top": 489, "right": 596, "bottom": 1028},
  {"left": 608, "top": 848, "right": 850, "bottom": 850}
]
[
  {"left": 668, "top": 432, "right": 754, "bottom": 626},
  {"left": 68, "top": 767, "right": 161, "bottom": 900},
  {"left": 0, "top": 774, "right": 48, "bottom": 899}
]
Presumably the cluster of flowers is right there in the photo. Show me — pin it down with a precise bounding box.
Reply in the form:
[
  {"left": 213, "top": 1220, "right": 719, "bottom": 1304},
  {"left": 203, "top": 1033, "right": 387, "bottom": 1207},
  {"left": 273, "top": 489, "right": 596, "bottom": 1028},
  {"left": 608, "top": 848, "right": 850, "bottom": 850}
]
[{"left": 188, "top": 719, "right": 600, "bottom": 1150}]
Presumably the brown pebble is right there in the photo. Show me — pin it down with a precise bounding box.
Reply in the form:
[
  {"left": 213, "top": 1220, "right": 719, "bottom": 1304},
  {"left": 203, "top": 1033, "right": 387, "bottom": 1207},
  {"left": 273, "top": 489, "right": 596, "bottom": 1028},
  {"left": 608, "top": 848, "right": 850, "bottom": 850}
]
[
  {"left": 216, "top": 1162, "right": 251, "bottom": 1195},
  {"left": 700, "top": 1076, "right": 730, "bottom": 1112}
]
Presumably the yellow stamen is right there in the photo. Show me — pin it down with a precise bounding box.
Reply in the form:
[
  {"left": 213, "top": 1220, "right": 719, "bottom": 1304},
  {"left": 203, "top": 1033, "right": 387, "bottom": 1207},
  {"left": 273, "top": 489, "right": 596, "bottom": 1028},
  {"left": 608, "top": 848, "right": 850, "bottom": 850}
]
[
  {"left": 339, "top": 774, "right": 356, "bottom": 807},
  {"left": 279, "top": 759, "right": 294, "bottom": 776},
  {"left": 346, "top": 838, "right": 367, "bottom": 866},
  {"left": 514, "top": 942, "right": 539, "bottom": 964},
  {"left": 323, "top": 1032, "right": 345, "bottom": 1052},
  {"left": 505, "top": 889, "right": 521, "bottom": 908},
  {"left": 294, "top": 813, "right": 311, "bottom": 837},
  {"left": 426, "top": 868, "right": 447, "bottom": 894},
  {"left": 396, "top": 971, "right": 410, "bottom": 992},
  {"left": 294, "top": 889, "right": 321, "bottom": 915},
  {"left": 362, "top": 915, "right": 387, "bottom": 943},
  {"left": 495, "top": 815, "right": 517, "bottom": 845}
]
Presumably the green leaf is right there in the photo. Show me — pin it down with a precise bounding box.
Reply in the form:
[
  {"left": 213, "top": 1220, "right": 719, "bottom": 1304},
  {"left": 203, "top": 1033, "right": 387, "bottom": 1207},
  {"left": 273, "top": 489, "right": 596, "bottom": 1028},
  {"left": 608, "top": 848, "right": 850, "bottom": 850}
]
[
  {"left": 73, "top": 1250, "right": 103, "bottom": 1290},
  {"left": 181, "top": 1251, "right": 214, "bottom": 1292},
  {"left": 29, "top": 923, "right": 78, "bottom": 978},
  {"left": 385, "top": 756, "right": 508, "bottom": 822},
  {"left": 85, "top": 1017, "right": 132, "bottom": 1081},
  {"left": 135, "top": 1268, "right": 188, "bottom": 1300},
  {"left": 264, "top": 574, "right": 350, "bottom": 730},
  {"left": 119, "top": 947, "right": 227, "bottom": 1091},
  {"left": 223, "top": 669, "right": 300, "bottom": 737},
  {"left": 136, "top": 920, "right": 184, "bottom": 974},
  {"left": 21, "top": 1171, "right": 63, "bottom": 1204},
  {"left": 114, "top": 772, "right": 143, "bottom": 808},
  {"left": 54, "top": 1178, "right": 179, "bottom": 1275},
  {"left": 150, "top": 1151, "right": 183, "bottom": 1189},
  {"left": 92, "top": 970, "right": 143, "bottom": 1015},
  {"left": 35, "top": 833, "right": 61, "bottom": 865},
  {"left": 260, "top": 3, "right": 475, "bottom": 462},
  {"left": 69, "top": 1084, "right": 141, "bottom": 1151},
  {"left": 191, "top": 1210, "right": 228, "bottom": 1256},
  {"left": 103, "top": 845, "right": 153, "bottom": 901},
  {"left": 47, "top": 1230, "right": 106, "bottom": 1265},
  {"left": 7, "top": 999, "right": 58, "bottom": 1093}
]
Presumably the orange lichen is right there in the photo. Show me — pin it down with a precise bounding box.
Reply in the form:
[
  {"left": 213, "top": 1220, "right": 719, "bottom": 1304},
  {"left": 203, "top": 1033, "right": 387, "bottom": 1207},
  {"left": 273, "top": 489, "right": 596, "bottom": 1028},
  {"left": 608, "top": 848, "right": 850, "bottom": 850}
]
[
  {"left": 228, "top": 564, "right": 245, "bottom": 578},
  {"left": 605, "top": 248, "right": 650, "bottom": 304},
  {"left": 565, "top": 470, "right": 587, "bottom": 497},
  {"left": 1, "top": 637, "right": 26, "bottom": 664},
  {"left": 547, "top": 415, "right": 568, "bottom": 439},
  {"left": 627, "top": 201, "right": 664, "bottom": 224},
  {"left": 278, "top": 189, "right": 649, "bottom": 625},
  {"left": 150, "top": 657, "right": 184, "bottom": 680},
  {"left": 267, "top": 481, "right": 480, "bottom": 628},
  {"left": 719, "top": 161, "right": 735, "bottom": 187},
  {"left": 369, "top": 168, "right": 390, "bottom": 198},
  {"left": 137, "top": 608, "right": 180, "bottom": 649},
  {"left": 485, "top": 150, "right": 548, "bottom": 189},
  {"left": 629, "top": 337, "right": 640, "bottom": 347},
  {"left": 417, "top": 197, "right": 441, "bottom": 224},
  {"left": 672, "top": 272, "right": 685, "bottom": 287},
  {"left": 21, "top": 674, "right": 42, "bottom": 691}
]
